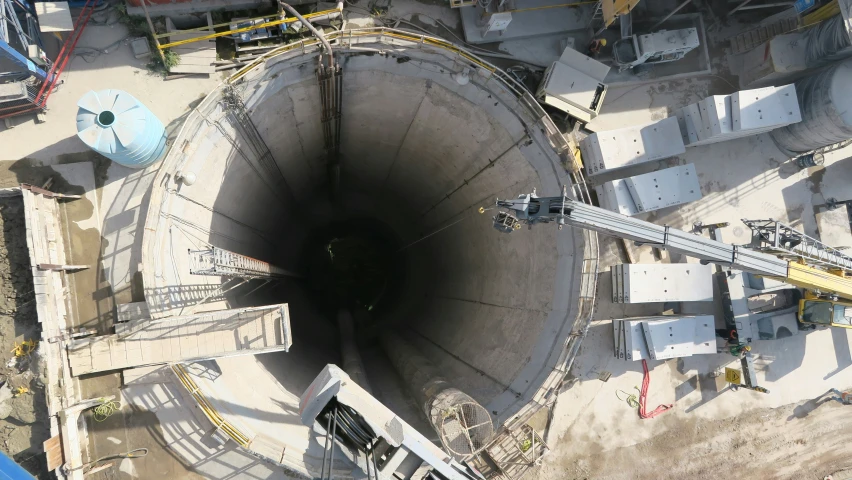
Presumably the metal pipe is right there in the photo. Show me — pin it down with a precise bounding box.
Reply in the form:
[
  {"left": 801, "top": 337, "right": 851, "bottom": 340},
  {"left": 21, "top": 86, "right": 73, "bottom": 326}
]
[
  {"left": 729, "top": 0, "right": 754, "bottom": 14},
  {"left": 278, "top": 1, "right": 336, "bottom": 69},
  {"left": 734, "top": 2, "right": 794, "bottom": 9},
  {"left": 337, "top": 309, "right": 373, "bottom": 394},
  {"left": 649, "top": 0, "right": 691, "bottom": 30},
  {"left": 282, "top": 0, "right": 344, "bottom": 199}
]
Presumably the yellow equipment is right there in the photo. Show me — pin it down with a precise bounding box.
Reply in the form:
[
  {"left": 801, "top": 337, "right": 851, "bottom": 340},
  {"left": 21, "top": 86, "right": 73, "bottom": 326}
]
[
  {"left": 156, "top": 7, "right": 343, "bottom": 50},
  {"left": 798, "top": 297, "right": 852, "bottom": 328},
  {"left": 11, "top": 339, "right": 37, "bottom": 357}
]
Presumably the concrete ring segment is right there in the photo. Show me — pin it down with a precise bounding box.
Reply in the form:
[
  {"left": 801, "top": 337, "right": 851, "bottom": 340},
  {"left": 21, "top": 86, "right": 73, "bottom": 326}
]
[{"left": 141, "top": 29, "right": 594, "bottom": 478}]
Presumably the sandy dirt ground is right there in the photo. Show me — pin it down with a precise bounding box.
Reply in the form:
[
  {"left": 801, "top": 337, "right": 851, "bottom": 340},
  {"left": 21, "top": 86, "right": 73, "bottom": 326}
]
[
  {"left": 0, "top": 197, "right": 50, "bottom": 478},
  {"left": 536, "top": 392, "right": 852, "bottom": 480}
]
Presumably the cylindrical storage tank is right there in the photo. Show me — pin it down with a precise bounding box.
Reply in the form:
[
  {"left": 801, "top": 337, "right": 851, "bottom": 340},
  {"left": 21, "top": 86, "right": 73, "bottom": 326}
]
[
  {"left": 771, "top": 60, "right": 852, "bottom": 154},
  {"left": 75, "top": 89, "right": 167, "bottom": 168}
]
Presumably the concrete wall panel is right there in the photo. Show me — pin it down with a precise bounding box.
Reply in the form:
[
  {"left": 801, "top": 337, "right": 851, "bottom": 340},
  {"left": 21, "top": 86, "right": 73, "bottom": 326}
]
[{"left": 340, "top": 70, "right": 429, "bottom": 192}]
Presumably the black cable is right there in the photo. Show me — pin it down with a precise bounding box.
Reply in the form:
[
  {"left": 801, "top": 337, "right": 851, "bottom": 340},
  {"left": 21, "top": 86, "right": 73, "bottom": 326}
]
[{"left": 318, "top": 402, "right": 379, "bottom": 479}]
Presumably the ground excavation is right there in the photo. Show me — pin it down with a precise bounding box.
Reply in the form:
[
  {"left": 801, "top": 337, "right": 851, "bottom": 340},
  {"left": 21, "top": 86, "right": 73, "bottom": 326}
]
[
  {"left": 0, "top": 196, "right": 49, "bottom": 477},
  {"left": 4, "top": 0, "right": 852, "bottom": 479}
]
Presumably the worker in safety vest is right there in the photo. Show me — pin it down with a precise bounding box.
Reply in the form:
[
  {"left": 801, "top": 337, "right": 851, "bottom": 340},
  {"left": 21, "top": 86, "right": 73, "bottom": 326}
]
[
  {"left": 588, "top": 38, "right": 607, "bottom": 58},
  {"left": 729, "top": 344, "right": 751, "bottom": 358},
  {"left": 828, "top": 388, "right": 852, "bottom": 405}
]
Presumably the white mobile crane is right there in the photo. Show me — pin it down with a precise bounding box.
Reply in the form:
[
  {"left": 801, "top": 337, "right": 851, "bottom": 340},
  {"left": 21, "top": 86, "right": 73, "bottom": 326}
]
[{"left": 487, "top": 187, "right": 852, "bottom": 393}]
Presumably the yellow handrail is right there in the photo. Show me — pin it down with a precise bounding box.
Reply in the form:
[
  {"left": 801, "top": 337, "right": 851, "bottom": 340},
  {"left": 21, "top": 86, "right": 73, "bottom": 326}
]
[
  {"left": 222, "top": 27, "right": 574, "bottom": 164},
  {"left": 158, "top": 8, "right": 342, "bottom": 50},
  {"left": 803, "top": 0, "right": 839, "bottom": 26},
  {"left": 226, "top": 28, "right": 497, "bottom": 84}
]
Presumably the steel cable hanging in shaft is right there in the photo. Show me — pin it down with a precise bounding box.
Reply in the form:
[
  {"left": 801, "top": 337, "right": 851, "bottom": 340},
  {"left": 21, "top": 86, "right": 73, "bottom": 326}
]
[
  {"left": 278, "top": 1, "right": 343, "bottom": 198},
  {"left": 221, "top": 85, "right": 295, "bottom": 202},
  {"left": 319, "top": 403, "right": 382, "bottom": 480}
]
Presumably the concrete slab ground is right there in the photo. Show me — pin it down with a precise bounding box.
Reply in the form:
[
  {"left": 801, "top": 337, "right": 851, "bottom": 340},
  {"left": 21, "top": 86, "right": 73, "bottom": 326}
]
[
  {"left": 0, "top": 13, "right": 219, "bottom": 479},
  {"left": 2, "top": 18, "right": 220, "bottom": 161},
  {"left": 535, "top": 66, "right": 852, "bottom": 478},
  {"left": 122, "top": 369, "right": 297, "bottom": 479}
]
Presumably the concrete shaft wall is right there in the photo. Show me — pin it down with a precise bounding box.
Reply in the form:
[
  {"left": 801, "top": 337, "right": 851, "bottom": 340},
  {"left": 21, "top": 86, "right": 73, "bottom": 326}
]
[{"left": 142, "top": 33, "right": 585, "bottom": 441}]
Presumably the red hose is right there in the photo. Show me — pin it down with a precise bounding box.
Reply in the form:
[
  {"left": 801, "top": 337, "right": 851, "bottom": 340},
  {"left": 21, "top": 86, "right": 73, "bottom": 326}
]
[{"left": 638, "top": 359, "right": 672, "bottom": 419}]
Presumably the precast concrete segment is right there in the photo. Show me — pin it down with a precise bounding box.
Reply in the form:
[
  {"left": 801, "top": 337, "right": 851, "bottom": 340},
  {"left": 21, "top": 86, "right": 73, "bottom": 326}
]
[{"left": 67, "top": 304, "right": 292, "bottom": 375}]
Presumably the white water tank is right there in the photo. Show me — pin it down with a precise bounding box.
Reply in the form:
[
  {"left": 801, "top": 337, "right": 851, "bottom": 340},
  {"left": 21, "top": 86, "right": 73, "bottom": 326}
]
[{"left": 76, "top": 89, "right": 167, "bottom": 168}]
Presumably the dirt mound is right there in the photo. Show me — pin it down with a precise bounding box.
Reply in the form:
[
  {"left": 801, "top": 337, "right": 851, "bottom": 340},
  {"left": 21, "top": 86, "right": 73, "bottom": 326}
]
[{"left": 0, "top": 197, "right": 49, "bottom": 478}]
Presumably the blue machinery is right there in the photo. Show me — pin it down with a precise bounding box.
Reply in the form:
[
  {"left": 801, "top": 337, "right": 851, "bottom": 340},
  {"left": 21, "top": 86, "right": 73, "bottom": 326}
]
[{"left": 0, "top": 0, "right": 49, "bottom": 82}]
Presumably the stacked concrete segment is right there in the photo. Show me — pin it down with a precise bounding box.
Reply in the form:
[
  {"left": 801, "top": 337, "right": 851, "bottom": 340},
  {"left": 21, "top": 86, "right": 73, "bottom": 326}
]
[
  {"left": 595, "top": 179, "right": 636, "bottom": 216},
  {"left": 580, "top": 117, "right": 685, "bottom": 176},
  {"left": 673, "top": 84, "right": 801, "bottom": 147},
  {"left": 595, "top": 164, "right": 702, "bottom": 216},
  {"left": 610, "top": 263, "right": 714, "bottom": 303},
  {"left": 612, "top": 315, "right": 716, "bottom": 361}
]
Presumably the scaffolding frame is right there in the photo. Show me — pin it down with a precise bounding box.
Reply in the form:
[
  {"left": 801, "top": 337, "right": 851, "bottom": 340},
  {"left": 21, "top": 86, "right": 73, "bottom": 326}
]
[{"left": 743, "top": 218, "right": 852, "bottom": 273}]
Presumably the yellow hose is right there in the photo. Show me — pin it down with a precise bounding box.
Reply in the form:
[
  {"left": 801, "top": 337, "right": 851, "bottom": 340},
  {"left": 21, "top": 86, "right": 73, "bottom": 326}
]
[{"left": 170, "top": 364, "right": 252, "bottom": 446}]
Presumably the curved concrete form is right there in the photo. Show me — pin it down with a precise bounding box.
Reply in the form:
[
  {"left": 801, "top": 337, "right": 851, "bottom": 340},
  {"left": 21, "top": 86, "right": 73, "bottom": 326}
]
[{"left": 141, "top": 28, "right": 597, "bottom": 477}]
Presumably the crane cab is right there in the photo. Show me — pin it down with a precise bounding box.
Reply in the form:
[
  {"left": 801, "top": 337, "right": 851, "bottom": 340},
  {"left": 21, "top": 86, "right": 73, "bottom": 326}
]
[{"left": 798, "top": 298, "right": 852, "bottom": 329}]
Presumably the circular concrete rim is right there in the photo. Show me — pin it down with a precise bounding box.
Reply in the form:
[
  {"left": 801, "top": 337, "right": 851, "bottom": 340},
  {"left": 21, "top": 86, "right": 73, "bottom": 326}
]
[{"left": 140, "top": 27, "right": 599, "bottom": 474}]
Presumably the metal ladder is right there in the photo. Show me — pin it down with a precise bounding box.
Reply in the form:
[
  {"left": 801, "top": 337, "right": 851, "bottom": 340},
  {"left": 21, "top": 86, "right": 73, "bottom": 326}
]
[
  {"left": 743, "top": 219, "right": 852, "bottom": 273},
  {"left": 728, "top": 15, "right": 799, "bottom": 54},
  {"left": 589, "top": 0, "right": 603, "bottom": 26},
  {"left": 189, "top": 247, "right": 298, "bottom": 279}
]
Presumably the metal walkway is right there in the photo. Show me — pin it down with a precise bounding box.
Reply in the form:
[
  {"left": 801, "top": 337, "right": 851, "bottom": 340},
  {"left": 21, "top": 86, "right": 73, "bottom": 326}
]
[
  {"left": 744, "top": 219, "right": 852, "bottom": 273},
  {"left": 67, "top": 304, "right": 291, "bottom": 376}
]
